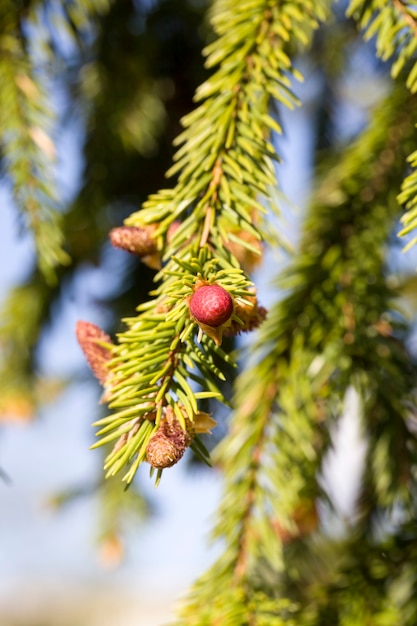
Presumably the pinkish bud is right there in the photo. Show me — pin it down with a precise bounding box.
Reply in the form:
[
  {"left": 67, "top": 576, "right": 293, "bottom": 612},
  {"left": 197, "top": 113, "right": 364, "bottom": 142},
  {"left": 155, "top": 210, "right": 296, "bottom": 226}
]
[
  {"left": 76, "top": 321, "right": 113, "bottom": 385},
  {"left": 109, "top": 225, "right": 162, "bottom": 270},
  {"left": 189, "top": 285, "right": 233, "bottom": 328}
]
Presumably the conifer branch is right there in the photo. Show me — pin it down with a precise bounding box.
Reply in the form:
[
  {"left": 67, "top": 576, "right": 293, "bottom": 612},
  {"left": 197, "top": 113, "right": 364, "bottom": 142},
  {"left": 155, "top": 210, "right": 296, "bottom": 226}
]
[
  {"left": 0, "top": 0, "right": 114, "bottom": 283},
  {"left": 77, "top": 0, "right": 331, "bottom": 484},
  {"left": 347, "top": 0, "right": 417, "bottom": 91},
  {"left": 347, "top": 0, "right": 417, "bottom": 249},
  {"left": 127, "top": 0, "right": 329, "bottom": 254},
  {"left": 173, "top": 84, "right": 417, "bottom": 625},
  {"left": 0, "top": 20, "right": 69, "bottom": 283}
]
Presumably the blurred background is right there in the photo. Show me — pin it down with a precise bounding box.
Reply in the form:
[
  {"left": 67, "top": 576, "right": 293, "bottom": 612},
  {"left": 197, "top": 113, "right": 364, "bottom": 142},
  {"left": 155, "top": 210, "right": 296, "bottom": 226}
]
[{"left": 0, "top": 0, "right": 414, "bottom": 624}]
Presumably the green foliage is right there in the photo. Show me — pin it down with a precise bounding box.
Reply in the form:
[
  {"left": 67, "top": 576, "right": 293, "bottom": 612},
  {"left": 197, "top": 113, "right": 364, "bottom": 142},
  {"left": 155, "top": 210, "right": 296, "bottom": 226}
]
[
  {"left": 0, "top": 0, "right": 115, "bottom": 283},
  {"left": 3, "top": 0, "right": 417, "bottom": 624},
  {"left": 346, "top": 1, "right": 417, "bottom": 247},
  {"left": 0, "top": 4, "right": 66, "bottom": 283},
  {"left": 347, "top": 0, "right": 417, "bottom": 91},
  {"left": 90, "top": 0, "right": 332, "bottom": 484},
  {"left": 173, "top": 76, "right": 417, "bottom": 624},
  {"left": 398, "top": 148, "right": 417, "bottom": 245},
  {"left": 127, "top": 0, "right": 330, "bottom": 248},
  {"left": 94, "top": 247, "right": 252, "bottom": 484}
]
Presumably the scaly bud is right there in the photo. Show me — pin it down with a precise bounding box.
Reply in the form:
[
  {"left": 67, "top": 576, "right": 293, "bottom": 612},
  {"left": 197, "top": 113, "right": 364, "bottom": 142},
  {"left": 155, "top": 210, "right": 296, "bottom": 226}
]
[
  {"left": 145, "top": 407, "right": 192, "bottom": 469},
  {"left": 109, "top": 225, "right": 161, "bottom": 270},
  {"left": 75, "top": 321, "right": 113, "bottom": 385}
]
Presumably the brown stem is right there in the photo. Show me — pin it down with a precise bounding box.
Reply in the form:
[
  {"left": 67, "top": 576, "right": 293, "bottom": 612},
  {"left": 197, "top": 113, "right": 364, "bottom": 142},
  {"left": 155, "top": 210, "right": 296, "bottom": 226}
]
[{"left": 199, "top": 205, "right": 213, "bottom": 247}]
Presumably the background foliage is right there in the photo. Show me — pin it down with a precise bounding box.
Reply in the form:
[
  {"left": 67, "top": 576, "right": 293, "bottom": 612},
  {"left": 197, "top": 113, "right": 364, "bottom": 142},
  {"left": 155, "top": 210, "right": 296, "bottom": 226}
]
[{"left": 2, "top": 0, "right": 417, "bottom": 624}]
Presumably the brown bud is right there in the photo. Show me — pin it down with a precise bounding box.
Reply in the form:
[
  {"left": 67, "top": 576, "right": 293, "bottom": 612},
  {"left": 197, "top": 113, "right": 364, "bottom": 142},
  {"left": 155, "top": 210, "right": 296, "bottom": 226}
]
[
  {"left": 75, "top": 321, "right": 113, "bottom": 385},
  {"left": 145, "top": 407, "right": 192, "bottom": 469},
  {"left": 109, "top": 225, "right": 161, "bottom": 269}
]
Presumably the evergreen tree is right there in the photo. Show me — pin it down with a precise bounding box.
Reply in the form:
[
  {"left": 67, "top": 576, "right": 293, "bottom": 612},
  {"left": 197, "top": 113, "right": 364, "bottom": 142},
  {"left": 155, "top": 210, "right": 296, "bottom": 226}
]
[{"left": 2, "top": 0, "right": 417, "bottom": 623}]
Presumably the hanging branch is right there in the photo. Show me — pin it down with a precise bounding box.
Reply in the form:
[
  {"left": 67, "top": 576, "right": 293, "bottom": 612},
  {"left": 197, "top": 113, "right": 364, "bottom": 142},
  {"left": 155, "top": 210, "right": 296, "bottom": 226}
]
[
  {"left": 77, "top": 0, "right": 331, "bottom": 484},
  {"left": 0, "top": 6, "right": 68, "bottom": 284},
  {"left": 346, "top": 1, "right": 417, "bottom": 251},
  {"left": 0, "top": 0, "right": 114, "bottom": 284},
  {"left": 347, "top": 0, "right": 417, "bottom": 92},
  {"left": 173, "top": 83, "right": 417, "bottom": 625},
  {"left": 0, "top": 0, "right": 169, "bottom": 423},
  {"left": 78, "top": 247, "right": 262, "bottom": 485}
]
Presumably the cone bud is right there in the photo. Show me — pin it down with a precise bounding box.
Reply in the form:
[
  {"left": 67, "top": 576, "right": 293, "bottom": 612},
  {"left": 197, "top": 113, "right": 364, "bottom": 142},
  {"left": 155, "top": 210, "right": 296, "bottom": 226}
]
[
  {"left": 189, "top": 284, "right": 233, "bottom": 328},
  {"left": 75, "top": 321, "right": 113, "bottom": 385},
  {"left": 145, "top": 408, "right": 192, "bottom": 469},
  {"left": 109, "top": 225, "right": 161, "bottom": 269}
]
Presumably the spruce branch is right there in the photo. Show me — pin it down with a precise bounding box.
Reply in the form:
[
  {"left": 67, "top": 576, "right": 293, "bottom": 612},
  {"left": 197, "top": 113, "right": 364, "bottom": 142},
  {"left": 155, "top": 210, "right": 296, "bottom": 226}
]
[
  {"left": 126, "top": 0, "right": 330, "bottom": 255},
  {"left": 77, "top": 0, "right": 331, "bottom": 484},
  {"left": 0, "top": 3, "right": 70, "bottom": 284},
  {"left": 0, "top": 0, "right": 115, "bottom": 283},
  {"left": 173, "top": 84, "right": 417, "bottom": 625},
  {"left": 81, "top": 247, "right": 259, "bottom": 485},
  {"left": 346, "top": 1, "right": 417, "bottom": 250},
  {"left": 0, "top": 0, "right": 126, "bottom": 420},
  {"left": 347, "top": 0, "right": 417, "bottom": 91}
]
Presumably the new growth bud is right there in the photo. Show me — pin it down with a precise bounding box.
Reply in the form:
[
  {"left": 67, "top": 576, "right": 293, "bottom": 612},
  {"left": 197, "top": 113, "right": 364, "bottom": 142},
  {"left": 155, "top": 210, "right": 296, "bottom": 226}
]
[
  {"left": 189, "top": 283, "right": 234, "bottom": 345},
  {"left": 75, "top": 321, "right": 113, "bottom": 385},
  {"left": 190, "top": 284, "right": 234, "bottom": 327},
  {"left": 145, "top": 408, "right": 192, "bottom": 469},
  {"left": 109, "top": 225, "right": 161, "bottom": 270}
]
